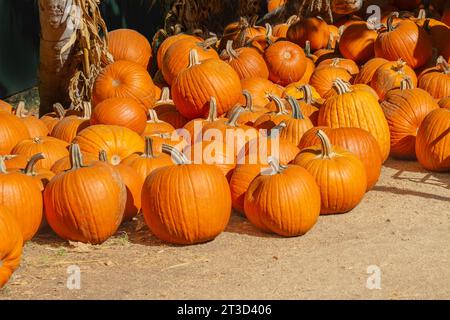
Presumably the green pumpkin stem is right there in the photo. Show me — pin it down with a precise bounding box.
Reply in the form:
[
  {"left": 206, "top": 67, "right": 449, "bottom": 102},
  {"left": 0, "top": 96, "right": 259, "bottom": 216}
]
[
  {"left": 69, "top": 143, "right": 85, "bottom": 170},
  {"left": 24, "top": 153, "right": 45, "bottom": 175},
  {"left": 316, "top": 130, "right": 334, "bottom": 159},
  {"left": 299, "top": 84, "right": 314, "bottom": 104},
  {"left": 286, "top": 96, "right": 305, "bottom": 120},
  {"left": 162, "top": 144, "right": 191, "bottom": 165}
]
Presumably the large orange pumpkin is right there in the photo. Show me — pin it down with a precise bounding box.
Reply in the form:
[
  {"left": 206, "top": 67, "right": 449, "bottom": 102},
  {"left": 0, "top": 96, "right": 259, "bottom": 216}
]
[
  {"left": 287, "top": 17, "right": 330, "bottom": 51},
  {"left": 44, "top": 144, "right": 126, "bottom": 244},
  {"left": 141, "top": 145, "right": 232, "bottom": 244},
  {"left": 244, "top": 158, "right": 321, "bottom": 237},
  {"left": 318, "top": 79, "right": 391, "bottom": 161},
  {"left": 0, "top": 206, "right": 23, "bottom": 288},
  {"left": 415, "top": 108, "right": 450, "bottom": 171},
  {"left": 156, "top": 34, "right": 200, "bottom": 70},
  {"left": 108, "top": 29, "right": 152, "bottom": 68},
  {"left": 294, "top": 130, "right": 367, "bottom": 215},
  {"left": 309, "top": 65, "right": 352, "bottom": 97},
  {"left": 439, "top": 96, "right": 450, "bottom": 108},
  {"left": 0, "top": 112, "right": 30, "bottom": 155},
  {"left": 381, "top": 79, "right": 439, "bottom": 159},
  {"left": 418, "top": 56, "right": 450, "bottom": 99},
  {"left": 354, "top": 57, "right": 389, "bottom": 85},
  {"left": 92, "top": 60, "right": 157, "bottom": 108},
  {"left": 172, "top": 49, "right": 242, "bottom": 120},
  {"left": 240, "top": 77, "right": 284, "bottom": 108}
]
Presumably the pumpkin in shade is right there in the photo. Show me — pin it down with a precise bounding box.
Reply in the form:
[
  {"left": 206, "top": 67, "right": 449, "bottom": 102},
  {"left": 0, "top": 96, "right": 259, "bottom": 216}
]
[
  {"left": 172, "top": 50, "right": 242, "bottom": 120},
  {"left": 99, "top": 151, "right": 142, "bottom": 222},
  {"left": 374, "top": 12, "right": 433, "bottom": 69},
  {"left": 443, "top": 6, "right": 450, "bottom": 27},
  {"left": 381, "top": 79, "right": 439, "bottom": 159},
  {"left": 439, "top": 97, "right": 450, "bottom": 108},
  {"left": 415, "top": 108, "right": 450, "bottom": 171},
  {"left": 248, "top": 24, "right": 280, "bottom": 54},
  {"left": 294, "top": 130, "right": 367, "bottom": 215},
  {"left": 279, "top": 96, "right": 313, "bottom": 146},
  {"left": 44, "top": 144, "right": 126, "bottom": 244},
  {"left": 309, "top": 65, "right": 352, "bottom": 97},
  {"left": 0, "top": 156, "right": 43, "bottom": 241},
  {"left": 287, "top": 17, "right": 330, "bottom": 51},
  {"left": 0, "top": 206, "right": 22, "bottom": 288},
  {"left": 141, "top": 145, "right": 232, "bottom": 245},
  {"left": 121, "top": 136, "right": 173, "bottom": 187},
  {"left": 15, "top": 102, "right": 49, "bottom": 137},
  {"left": 354, "top": 57, "right": 389, "bottom": 85},
  {"left": 90, "top": 97, "right": 147, "bottom": 135},
  {"left": 92, "top": 60, "right": 157, "bottom": 108},
  {"left": 268, "top": 0, "right": 287, "bottom": 12},
  {"left": 11, "top": 136, "right": 69, "bottom": 170},
  {"left": 240, "top": 77, "right": 284, "bottom": 108},
  {"left": 162, "top": 37, "right": 219, "bottom": 85},
  {"left": 220, "top": 16, "right": 266, "bottom": 52},
  {"left": 370, "top": 59, "right": 417, "bottom": 100},
  {"left": 0, "top": 100, "right": 13, "bottom": 113},
  {"left": 73, "top": 125, "right": 144, "bottom": 165},
  {"left": 273, "top": 15, "right": 300, "bottom": 37},
  {"left": 263, "top": 41, "right": 307, "bottom": 86},
  {"left": 157, "top": 34, "right": 200, "bottom": 70},
  {"left": 244, "top": 157, "right": 321, "bottom": 236},
  {"left": 108, "top": 29, "right": 152, "bottom": 68},
  {"left": 40, "top": 103, "right": 66, "bottom": 133},
  {"left": 318, "top": 79, "right": 391, "bottom": 161},
  {"left": 142, "top": 109, "right": 176, "bottom": 137},
  {"left": 418, "top": 56, "right": 450, "bottom": 100},
  {"left": 50, "top": 105, "right": 91, "bottom": 143},
  {"left": 421, "top": 18, "right": 450, "bottom": 61},
  {"left": 0, "top": 112, "right": 30, "bottom": 155},
  {"left": 394, "top": 0, "right": 421, "bottom": 11},
  {"left": 221, "top": 40, "right": 269, "bottom": 80},
  {"left": 153, "top": 88, "right": 188, "bottom": 129},
  {"left": 299, "top": 127, "right": 382, "bottom": 191}
]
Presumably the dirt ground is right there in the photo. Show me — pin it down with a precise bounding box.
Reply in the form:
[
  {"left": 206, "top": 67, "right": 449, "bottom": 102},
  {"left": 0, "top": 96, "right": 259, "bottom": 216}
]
[{"left": 1, "top": 159, "right": 449, "bottom": 300}]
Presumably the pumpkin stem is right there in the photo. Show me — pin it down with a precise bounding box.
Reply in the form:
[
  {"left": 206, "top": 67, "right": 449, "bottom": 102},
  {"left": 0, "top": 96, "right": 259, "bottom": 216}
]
[
  {"left": 264, "top": 23, "right": 274, "bottom": 45},
  {"left": 33, "top": 137, "right": 42, "bottom": 144},
  {"left": 338, "top": 25, "right": 346, "bottom": 37},
  {"left": 299, "top": 84, "right": 314, "bottom": 104},
  {"left": 69, "top": 143, "right": 85, "bottom": 170},
  {"left": 227, "top": 107, "right": 245, "bottom": 127},
  {"left": 162, "top": 144, "right": 191, "bottom": 165},
  {"left": 331, "top": 58, "right": 342, "bottom": 68},
  {"left": 207, "top": 97, "right": 218, "bottom": 122},
  {"left": 286, "top": 15, "right": 299, "bottom": 26},
  {"left": 286, "top": 96, "right": 305, "bottom": 120},
  {"left": 160, "top": 87, "right": 171, "bottom": 102},
  {"left": 15, "top": 101, "right": 27, "bottom": 118},
  {"left": 326, "top": 33, "right": 334, "bottom": 50},
  {"left": 304, "top": 40, "right": 313, "bottom": 58},
  {"left": 82, "top": 102, "right": 92, "bottom": 119},
  {"left": 417, "top": 9, "right": 426, "bottom": 20},
  {"left": 144, "top": 136, "right": 155, "bottom": 158},
  {"left": 270, "top": 121, "right": 287, "bottom": 138},
  {"left": 188, "top": 49, "right": 201, "bottom": 68},
  {"left": 242, "top": 90, "right": 254, "bottom": 112},
  {"left": 268, "top": 94, "right": 287, "bottom": 115},
  {"left": 400, "top": 77, "right": 414, "bottom": 90},
  {"left": 53, "top": 103, "right": 66, "bottom": 119},
  {"left": 199, "top": 36, "right": 218, "bottom": 50},
  {"left": 148, "top": 109, "right": 162, "bottom": 123},
  {"left": 333, "top": 79, "right": 353, "bottom": 95},
  {"left": 316, "top": 130, "right": 334, "bottom": 159},
  {"left": 24, "top": 153, "right": 45, "bottom": 175},
  {"left": 437, "top": 56, "right": 450, "bottom": 74},
  {"left": 266, "top": 156, "right": 287, "bottom": 175},
  {"left": 0, "top": 156, "right": 8, "bottom": 174},
  {"left": 386, "top": 12, "right": 400, "bottom": 32},
  {"left": 392, "top": 59, "right": 407, "bottom": 72},
  {"left": 225, "top": 40, "right": 239, "bottom": 59},
  {"left": 99, "top": 150, "right": 108, "bottom": 162}
]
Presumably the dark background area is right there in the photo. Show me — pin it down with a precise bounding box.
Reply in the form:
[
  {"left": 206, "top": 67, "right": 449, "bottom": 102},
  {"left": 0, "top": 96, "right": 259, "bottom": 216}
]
[{"left": 0, "top": 0, "right": 165, "bottom": 98}]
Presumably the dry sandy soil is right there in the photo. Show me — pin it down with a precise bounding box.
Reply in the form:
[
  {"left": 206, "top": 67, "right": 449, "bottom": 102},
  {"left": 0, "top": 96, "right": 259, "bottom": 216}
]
[{"left": 1, "top": 159, "right": 449, "bottom": 300}]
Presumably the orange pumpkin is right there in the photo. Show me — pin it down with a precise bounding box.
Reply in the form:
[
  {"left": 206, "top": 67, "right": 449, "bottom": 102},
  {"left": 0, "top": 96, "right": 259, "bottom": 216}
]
[
  {"left": 318, "top": 79, "right": 391, "bottom": 161},
  {"left": 142, "top": 109, "right": 176, "bottom": 137},
  {"left": 50, "top": 105, "right": 91, "bottom": 143},
  {"left": 287, "top": 17, "right": 330, "bottom": 51},
  {"left": 439, "top": 96, "right": 450, "bottom": 108},
  {"left": 18, "top": 153, "right": 55, "bottom": 190},
  {"left": 40, "top": 103, "right": 66, "bottom": 132},
  {"left": 285, "top": 85, "right": 321, "bottom": 126},
  {"left": 264, "top": 41, "right": 307, "bottom": 86},
  {"left": 339, "top": 21, "right": 378, "bottom": 64},
  {"left": 309, "top": 65, "right": 352, "bottom": 97},
  {"left": 0, "top": 206, "right": 23, "bottom": 288},
  {"left": 90, "top": 97, "right": 147, "bottom": 134},
  {"left": 0, "top": 100, "right": 13, "bottom": 113},
  {"left": 279, "top": 96, "right": 313, "bottom": 146},
  {"left": 50, "top": 151, "right": 98, "bottom": 174},
  {"left": 157, "top": 34, "right": 200, "bottom": 70},
  {"left": 3, "top": 154, "right": 29, "bottom": 170},
  {"left": 172, "top": 50, "right": 242, "bottom": 120},
  {"left": 354, "top": 57, "right": 389, "bottom": 85},
  {"left": 73, "top": 125, "right": 144, "bottom": 165},
  {"left": 244, "top": 157, "right": 321, "bottom": 236},
  {"left": 108, "top": 29, "right": 152, "bottom": 68},
  {"left": 229, "top": 91, "right": 268, "bottom": 126},
  {"left": 273, "top": 15, "right": 300, "bottom": 37},
  {"left": 240, "top": 77, "right": 284, "bottom": 108},
  {"left": 253, "top": 95, "right": 291, "bottom": 130},
  {"left": 418, "top": 56, "right": 450, "bottom": 99},
  {"left": 0, "top": 112, "right": 30, "bottom": 155},
  {"left": 267, "top": 0, "right": 287, "bottom": 12},
  {"left": 153, "top": 88, "right": 188, "bottom": 129},
  {"left": 141, "top": 145, "right": 232, "bottom": 244},
  {"left": 44, "top": 144, "right": 126, "bottom": 244},
  {"left": 0, "top": 156, "right": 43, "bottom": 241},
  {"left": 15, "top": 102, "right": 49, "bottom": 137},
  {"left": 415, "top": 108, "right": 450, "bottom": 171},
  {"left": 294, "top": 130, "right": 367, "bottom": 214},
  {"left": 317, "top": 58, "right": 359, "bottom": 77}
]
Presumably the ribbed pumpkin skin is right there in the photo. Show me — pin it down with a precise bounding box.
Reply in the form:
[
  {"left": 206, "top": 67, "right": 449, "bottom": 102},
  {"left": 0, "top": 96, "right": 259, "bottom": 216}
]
[
  {"left": 354, "top": 58, "right": 389, "bottom": 85},
  {"left": 293, "top": 141, "right": 367, "bottom": 215},
  {"left": 240, "top": 77, "right": 284, "bottom": 107},
  {"left": 162, "top": 38, "right": 219, "bottom": 85},
  {"left": 172, "top": 57, "right": 242, "bottom": 120},
  {"left": 157, "top": 34, "right": 199, "bottom": 70},
  {"left": 0, "top": 112, "right": 30, "bottom": 155},
  {"left": 90, "top": 97, "right": 147, "bottom": 134},
  {"left": 339, "top": 22, "right": 377, "bottom": 64},
  {"left": 224, "top": 47, "right": 269, "bottom": 80},
  {"left": 381, "top": 88, "right": 439, "bottom": 159},
  {"left": 309, "top": 67, "right": 352, "bottom": 97},
  {"left": 318, "top": 87, "right": 391, "bottom": 162},
  {"left": 244, "top": 165, "right": 321, "bottom": 236},
  {"left": 370, "top": 61, "right": 417, "bottom": 100},
  {"left": 375, "top": 18, "right": 432, "bottom": 69},
  {"left": 0, "top": 206, "right": 23, "bottom": 288},
  {"left": 298, "top": 127, "right": 382, "bottom": 191},
  {"left": 92, "top": 60, "right": 157, "bottom": 108},
  {"left": 287, "top": 17, "right": 330, "bottom": 51},
  {"left": 415, "top": 108, "right": 450, "bottom": 171},
  {"left": 20, "top": 116, "right": 49, "bottom": 138},
  {"left": 264, "top": 41, "right": 307, "bottom": 86},
  {"left": 50, "top": 116, "right": 90, "bottom": 143},
  {"left": 108, "top": 29, "right": 152, "bottom": 68},
  {"left": 439, "top": 97, "right": 450, "bottom": 109},
  {"left": 0, "top": 171, "right": 43, "bottom": 241},
  {"left": 44, "top": 162, "right": 126, "bottom": 244},
  {"left": 11, "top": 137, "right": 69, "bottom": 170},
  {"left": 73, "top": 125, "right": 144, "bottom": 165},
  {"left": 142, "top": 164, "right": 231, "bottom": 245},
  {"left": 418, "top": 65, "right": 450, "bottom": 100}
]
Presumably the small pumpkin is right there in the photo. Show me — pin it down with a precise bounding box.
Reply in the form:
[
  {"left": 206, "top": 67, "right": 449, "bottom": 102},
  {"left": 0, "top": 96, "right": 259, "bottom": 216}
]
[
  {"left": 273, "top": 15, "right": 300, "bottom": 38},
  {"left": 286, "top": 85, "right": 321, "bottom": 126},
  {"left": 244, "top": 157, "right": 321, "bottom": 237},
  {"left": 50, "top": 104, "right": 91, "bottom": 143},
  {"left": 19, "top": 153, "right": 55, "bottom": 189},
  {"left": 108, "top": 29, "right": 152, "bottom": 68},
  {"left": 418, "top": 56, "right": 450, "bottom": 100},
  {"left": 141, "top": 145, "right": 232, "bottom": 244},
  {"left": 40, "top": 103, "right": 66, "bottom": 132},
  {"left": 229, "top": 91, "right": 269, "bottom": 126},
  {"left": 317, "top": 58, "right": 359, "bottom": 77},
  {"left": 44, "top": 144, "right": 126, "bottom": 244},
  {"left": 279, "top": 96, "right": 313, "bottom": 146},
  {"left": 253, "top": 95, "right": 291, "bottom": 130}
]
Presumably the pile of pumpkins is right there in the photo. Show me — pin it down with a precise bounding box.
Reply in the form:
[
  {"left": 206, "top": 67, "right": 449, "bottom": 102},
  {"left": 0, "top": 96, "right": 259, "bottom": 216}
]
[{"left": 1, "top": 0, "right": 450, "bottom": 288}]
